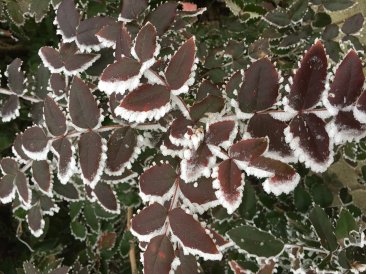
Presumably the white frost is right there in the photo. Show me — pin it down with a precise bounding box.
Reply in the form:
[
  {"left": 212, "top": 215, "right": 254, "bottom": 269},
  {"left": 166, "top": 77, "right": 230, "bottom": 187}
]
[{"left": 262, "top": 172, "right": 300, "bottom": 196}]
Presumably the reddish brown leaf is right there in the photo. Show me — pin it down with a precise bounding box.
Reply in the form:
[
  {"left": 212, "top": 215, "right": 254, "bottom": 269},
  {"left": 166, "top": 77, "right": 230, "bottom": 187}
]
[
  {"left": 147, "top": 2, "right": 178, "bottom": 35},
  {"left": 229, "top": 138, "right": 268, "bottom": 162},
  {"left": 93, "top": 182, "right": 119, "bottom": 213},
  {"left": 206, "top": 120, "right": 237, "bottom": 148},
  {"left": 97, "top": 231, "right": 117, "bottom": 251},
  {"left": 169, "top": 208, "right": 221, "bottom": 260},
  {"left": 26, "top": 203, "right": 44, "bottom": 237},
  {"left": 354, "top": 90, "right": 366, "bottom": 123},
  {"left": 165, "top": 37, "right": 196, "bottom": 92},
  {"left": 120, "top": 0, "right": 148, "bottom": 21},
  {"left": 197, "top": 80, "right": 221, "bottom": 101},
  {"left": 22, "top": 126, "right": 49, "bottom": 160},
  {"left": 32, "top": 161, "right": 51, "bottom": 195},
  {"left": 15, "top": 171, "right": 31, "bottom": 207},
  {"left": 237, "top": 58, "right": 279, "bottom": 113},
  {"left": 1, "top": 95, "right": 20, "bottom": 122},
  {"left": 131, "top": 203, "right": 168, "bottom": 241},
  {"left": 189, "top": 95, "right": 225, "bottom": 122},
  {"left": 0, "top": 158, "right": 18, "bottom": 175},
  {"left": 13, "top": 134, "right": 30, "bottom": 161},
  {"left": 50, "top": 73, "right": 66, "bottom": 96},
  {"left": 0, "top": 175, "right": 16, "bottom": 204},
  {"left": 52, "top": 137, "right": 74, "bottom": 184},
  {"left": 175, "top": 248, "right": 199, "bottom": 274},
  {"left": 44, "top": 96, "right": 67, "bottom": 136},
  {"left": 7, "top": 58, "right": 25, "bottom": 95},
  {"left": 144, "top": 235, "right": 175, "bottom": 274},
  {"left": 140, "top": 164, "right": 177, "bottom": 202},
  {"left": 55, "top": 0, "right": 80, "bottom": 41},
  {"left": 287, "top": 41, "right": 327, "bottom": 111},
  {"left": 133, "top": 22, "right": 158, "bottom": 63}
]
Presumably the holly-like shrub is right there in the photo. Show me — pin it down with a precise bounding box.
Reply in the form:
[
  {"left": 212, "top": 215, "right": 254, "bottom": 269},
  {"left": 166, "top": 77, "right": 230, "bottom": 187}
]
[{"left": 0, "top": 0, "right": 366, "bottom": 273}]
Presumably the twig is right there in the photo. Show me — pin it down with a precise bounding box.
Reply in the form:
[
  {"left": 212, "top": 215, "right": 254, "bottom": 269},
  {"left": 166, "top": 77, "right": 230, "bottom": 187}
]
[
  {"left": 0, "top": 87, "right": 43, "bottom": 103},
  {"left": 127, "top": 207, "right": 138, "bottom": 274},
  {"left": 284, "top": 244, "right": 329, "bottom": 255}
]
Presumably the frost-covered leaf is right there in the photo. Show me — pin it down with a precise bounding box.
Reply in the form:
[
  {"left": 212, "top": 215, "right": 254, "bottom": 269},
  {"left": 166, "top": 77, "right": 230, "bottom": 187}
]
[
  {"left": 212, "top": 159, "right": 243, "bottom": 214},
  {"left": 354, "top": 90, "right": 366, "bottom": 123},
  {"left": 175, "top": 248, "right": 199, "bottom": 274},
  {"left": 22, "top": 126, "right": 49, "bottom": 160},
  {"left": 131, "top": 203, "right": 167, "bottom": 241},
  {"left": 227, "top": 225, "right": 284, "bottom": 257},
  {"left": 23, "top": 261, "right": 40, "bottom": 274},
  {"left": 229, "top": 138, "right": 268, "bottom": 162},
  {"left": 29, "top": 0, "right": 50, "bottom": 23},
  {"left": 69, "top": 77, "right": 100, "bottom": 130},
  {"left": 70, "top": 220, "right": 86, "bottom": 240},
  {"left": 181, "top": 143, "right": 216, "bottom": 183},
  {"left": 205, "top": 120, "right": 237, "bottom": 149},
  {"left": 133, "top": 22, "right": 158, "bottom": 63},
  {"left": 0, "top": 158, "right": 18, "bottom": 175},
  {"left": 116, "top": 84, "right": 171, "bottom": 123},
  {"left": 226, "top": 71, "right": 243, "bottom": 99},
  {"left": 44, "top": 96, "right": 67, "bottom": 136},
  {"left": 53, "top": 179, "right": 80, "bottom": 201},
  {"left": 79, "top": 132, "right": 105, "bottom": 188},
  {"left": 144, "top": 235, "right": 175, "bottom": 274},
  {"left": 76, "top": 16, "right": 114, "bottom": 52},
  {"left": 264, "top": 9, "right": 291, "bottom": 28},
  {"left": 288, "top": 0, "right": 308, "bottom": 23},
  {"left": 15, "top": 171, "right": 31, "bottom": 207},
  {"left": 0, "top": 174, "right": 16, "bottom": 204},
  {"left": 285, "top": 113, "right": 332, "bottom": 172},
  {"left": 169, "top": 116, "right": 194, "bottom": 146},
  {"left": 237, "top": 58, "right": 278, "bottom": 113},
  {"left": 139, "top": 164, "right": 176, "bottom": 202},
  {"left": 165, "top": 37, "right": 196, "bottom": 94},
  {"left": 1, "top": 95, "right": 20, "bottom": 122},
  {"left": 98, "top": 57, "right": 142, "bottom": 95},
  {"left": 169, "top": 208, "right": 222, "bottom": 260},
  {"left": 106, "top": 127, "right": 139, "bottom": 175},
  {"left": 179, "top": 177, "right": 218, "bottom": 213},
  {"left": 309, "top": 206, "right": 338, "bottom": 251},
  {"left": 228, "top": 260, "right": 246, "bottom": 274},
  {"left": 49, "top": 73, "right": 66, "bottom": 96},
  {"left": 26, "top": 203, "right": 44, "bottom": 237},
  {"left": 97, "top": 231, "right": 117, "bottom": 251},
  {"left": 189, "top": 95, "right": 225, "bottom": 122},
  {"left": 120, "top": 0, "right": 147, "bottom": 21},
  {"left": 55, "top": 0, "right": 80, "bottom": 42},
  {"left": 147, "top": 2, "right": 178, "bottom": 36},
  {"left": 197, "top": 80, "right": 221, "bottom": 101},
  {"left": 92, "top": 182, "right": 119, "bottom": 214},
  {"left": 323, "top": 0, "right": 354, "bottom": 11},
  {"left": 335, "top": 209, "right": 357, "bottom": 239},
  {"left": 97, "top": 22, "right": 132, "bottom": 57},
  {"left": 341, "top": 13, "right": 364, "bottom": 34},
  {"left": 248, "top": 114, "right": 294, "bottom": 162},
  {"left": 52, "top": 137, "right": 75, "bottom": 184},
  {"left": 12, "top": 133, "right": 30, "bottom": 162},
  {"left": 32, "top": 161, "right": 52, "bottom": 195},
  {"left": 7, "top": 58, "right": 25, "bottom": 95},
  {"left": 325, "top": 50, "right": 364, "bottom": 113},
  {"left": 287, "top": 41, "right": 327, "bottom": 111}
]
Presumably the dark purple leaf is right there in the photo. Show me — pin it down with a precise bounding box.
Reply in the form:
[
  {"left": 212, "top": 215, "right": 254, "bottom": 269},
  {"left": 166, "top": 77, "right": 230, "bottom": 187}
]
[
  {"left": 197, "top": 80, "right": 221, "bottom": 101},
  {"left": 179, "top": 177, "right": 218, "bottom": 211},
  {"left": 250, "top": 156, "right": 299, "bottom": 195},
  {"left": 140, "top": 164, "right": 177, "bottom": 202},
  {"left": 1, "top": 95, "right": 20, "bottom": 122},
  {"left": 169, "top": 208, "right": 221, "bottom": 259},
  {"left": 226, "top": 71, "right": 243, "bottom": 99},
  {"left": 147, "top": 2, "right": 178, "bottom": 36},
  {"left": 76, "top": 16, "right": 114, "bottom": 51},
  {"left": 120, "top": 0, "right": 148, "bottom": 21},
  {"left": 354, "top": 90, "right": 366, "bottom": 123},
  {"left": 49, "top": 73, "right": 66, "bottom": 96},
  {"left": 12, "top": 133, "right": 30, "bottom": 161},
  {"left": 48, "top": 266, "right": 70, "bottom": 274},
  {"left": 39, "top": 195, "right": 58, "bottom": 215},
  {"left": 44, "top": 96, "right": 67, "bottom": 136},
  {"left": 32, "top": 161, "right": 51, "bottom": 195},
  {"left": 133, "top": 22, "right": 158, "bottom": 63},
  {"left": 92, "top": 182, "right": 119, "bottom": 213},
  {"left": 63, "top": 52, "right": 100, "bottom": 74},
  {"left": 53, "top": 179, "right": 80, "bottom": 201},
  {"left": 144, "top": 235, "right": 175, "bottom": 274},
  {"left": 248, "top": 114, "right": 294, "bottom": 162},
  {"left": 286, "top": 113, "right": 331, "bottom": 172},
  {"left": 131, "top": 203, "right": 168, "bottom": 240},
  {"left": 165, "top": 37, "right": 196, "bottom": 92},
  {"left": 106, "top": 127, "right": 138, "bottom": 175},
  {"left": 237, "top": 58, "right": 279, "bottom": 113},
  {"left": 69, "top": 77, "right": 100, "bottom": 129},
  {"left": 213, "top": 159, "right": 243, "bottom": 214},
  {"left": 22, "top": 126, "right": 49, "bottom": 160},
  {"left": 117, "top": 84, "right": 171, "bottom": 122},
  {"left": 15, "top": 171, "right": 31, "bottom": 207},
  {"left": 326, "top": 50, "right": 364, "bottom": 110},
  {"left": 229, "top": 138, "right": 268, "bottom": 162},
  {"left": 99, "top": 57, "right": 142, "bottom": 95},
  {"left": 97, "top": 231, "right": 117, "bottom": 251},
  {"left": 55, "top": 0, "right": 80, "bottom": 41},
  {"left": 26, "top": 203, "right": 44, "bottom": 237},
  {"left": 169, "top": 116, "right": 194, "bottom": 143},
  {"left": 52, "top": 137, "right": 74, "bottom": 184},
  {"left": 287, "top": 41, "right": 327, "bottom": 111},
  {"left": 175, "top": 248, "right": 199, "bottom": 274},
  {"left": 342, "top": 13, "right": 364, "bottom": 34},
  {"left": 7, "top": 58, "right": 25, "bottom": 95},
  {"left": 206, "top": 120, "right": 237, "bottom": 148},
  {"left": 189, "top": 95, "right": 225, "bottom": 122},
  {"left": 181, "top": 143, "right": 215, "bottom": 183},
  {"left": 0, "top": 174, "right": 16, "bottom": 204},
  {"left": 1, "top": 157, "right": 18, "bottom": 175},
  {"left": 79, "top": 131, "right": 104, "bottom": 187},
  {"left": 38, "top": 47, "right": 63, "bottom": 73}
]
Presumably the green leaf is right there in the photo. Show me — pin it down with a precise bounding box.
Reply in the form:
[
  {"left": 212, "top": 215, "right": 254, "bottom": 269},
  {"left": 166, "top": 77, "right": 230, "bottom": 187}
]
[
  {"left": 227, "top": 225, "right": 284, "bottom": 257},
  {"left": 294, "top": 186, "right": 311, "bottom": 212},
  {"left": 30, "top": 0, "right": 50, "bottom": 22},
  {"left": 70, "top": 221, "right": 87, "bottom": 241},
  {"left": 238, "top": 182, "right": 256, "bottom": 219},
  {"left": 310, "top": 182, "right": 333, "bottom": 207},
  {"left": 335, "top": 209, "right": 357, "bottom": 239},
  {"left": 6, "top": 0, "right": 28, "bottom": 26},
  {"left": 288, "top": 0, "right": 309, "bottom": 23},
  {"left": 264, "top": 10, "right": 291, "bottom": 28},
  {"left": 84, "top": 203, "right": 100, "bottom": 232},
  {"left": 313, "top": 12, "right": 331, "bottom": 28},
  {"left": 323, "top": 0, "right": 354, "bottom": 11},
  {"left": 69, "top": 202, "right": 83, "bottom": 221},
  {"left": 309, "top": 206, "right": 338, "bottom": 251}
]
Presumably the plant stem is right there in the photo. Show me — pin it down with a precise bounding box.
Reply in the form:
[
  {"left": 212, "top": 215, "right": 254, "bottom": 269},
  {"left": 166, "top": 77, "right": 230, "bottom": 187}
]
[
  {"left": 127, "top": 207, "right": 138, "bottom": 274},
  {"left": 0, "top": 88, "right": 43, "bottom": 103},
  {"left": 284, "top": 244, "right": 329, "bottom": 254}
]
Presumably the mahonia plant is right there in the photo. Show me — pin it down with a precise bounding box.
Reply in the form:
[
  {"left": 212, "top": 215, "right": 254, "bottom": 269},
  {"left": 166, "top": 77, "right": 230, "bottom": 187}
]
[{"left": 1, "top": 0, "right": 366, "bottom": 273}]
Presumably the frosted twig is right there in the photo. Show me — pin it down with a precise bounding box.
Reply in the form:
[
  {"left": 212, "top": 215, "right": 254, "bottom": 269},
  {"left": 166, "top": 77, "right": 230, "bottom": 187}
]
[{"left": 0, "top": 87, "right": 43, "bottom": 103}]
